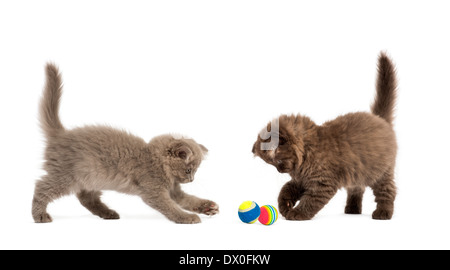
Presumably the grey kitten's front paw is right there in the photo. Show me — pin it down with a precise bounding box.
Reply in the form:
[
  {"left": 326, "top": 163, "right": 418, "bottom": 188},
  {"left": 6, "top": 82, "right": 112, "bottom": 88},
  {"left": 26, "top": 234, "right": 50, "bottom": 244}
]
[
  {"left": 99, "top": 209, "right": 120, "bottom": 220},
  {"left": 175, "top": 213, "right": 201, "bottom": 224},
  {"left": 193, "top": 200, "right": 219, "bottom": 216},
  {"left": 34, "top": 212, "right": 53, "bottom": 223}
]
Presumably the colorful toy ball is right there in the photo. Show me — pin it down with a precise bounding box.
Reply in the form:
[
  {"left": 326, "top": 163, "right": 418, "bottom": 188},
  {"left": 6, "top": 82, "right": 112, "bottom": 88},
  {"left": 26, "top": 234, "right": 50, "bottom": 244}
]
[
  {"left": 258, "top": 205, "right": 278, "bottom": 225},
  {"left": 238, "top": 201, "right": 261, "bottom": 224}
]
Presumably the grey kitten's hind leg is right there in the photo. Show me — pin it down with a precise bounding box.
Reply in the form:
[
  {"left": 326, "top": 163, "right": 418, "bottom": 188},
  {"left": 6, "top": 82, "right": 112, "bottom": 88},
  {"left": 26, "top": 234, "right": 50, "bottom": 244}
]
[
  {"left": 32, "top": 175, "right": 72, "bottom": 223},
  {"left": 76, "top": 190, "right": 120, "bottom": 220}
]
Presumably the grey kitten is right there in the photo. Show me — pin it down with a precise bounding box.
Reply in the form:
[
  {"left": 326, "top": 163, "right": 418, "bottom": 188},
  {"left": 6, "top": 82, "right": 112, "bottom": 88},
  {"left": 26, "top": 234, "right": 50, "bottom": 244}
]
[{"left": 32, "top": 63, "right": 219, "bottom": 224}]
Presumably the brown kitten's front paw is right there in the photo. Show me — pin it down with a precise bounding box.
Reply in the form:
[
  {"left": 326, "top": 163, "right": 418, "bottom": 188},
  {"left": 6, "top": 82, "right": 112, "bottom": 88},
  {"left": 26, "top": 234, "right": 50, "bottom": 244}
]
[
  {"left": 285, "top": 209, "right": 312, "bottom": 221},
  {"left": 175, "top": 213, "right": 201, "bottom": 224},
  {"left": 193, "top": 200, "right": 219, "bottom": 216},
  {"left": 34, "top": 213, "right": 53, "bottom": 223},
  {"left": 372, "top": 208, "right": 393, "bottom": 220},
  {"left": 278, "top": 197, "right": 296, "bottom": 217}
]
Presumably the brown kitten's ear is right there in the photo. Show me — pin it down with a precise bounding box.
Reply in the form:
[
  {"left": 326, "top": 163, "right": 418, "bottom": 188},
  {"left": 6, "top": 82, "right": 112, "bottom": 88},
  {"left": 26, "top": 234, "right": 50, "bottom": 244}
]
[
  {"left": 278, "top": 134, "right": 288, "bottom": 146},
  {"left": 279, "top": 124, "right": 304, "bottom": 168},
  {"left": 278, "top": 122, "right": 297, "bottom": 145},
  {"left": 252, "top": 142, "right": 256, "bottom": 154}
]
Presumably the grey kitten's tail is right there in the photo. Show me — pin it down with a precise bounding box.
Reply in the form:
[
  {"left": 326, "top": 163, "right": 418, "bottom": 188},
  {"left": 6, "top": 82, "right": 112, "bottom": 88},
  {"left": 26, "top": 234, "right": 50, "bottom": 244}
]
[
  {"left": 371, "top": 52, "right": 397, "bottom": 125},
  {"left": 39, "top": 63, "right": 65, "bottom": 137}
]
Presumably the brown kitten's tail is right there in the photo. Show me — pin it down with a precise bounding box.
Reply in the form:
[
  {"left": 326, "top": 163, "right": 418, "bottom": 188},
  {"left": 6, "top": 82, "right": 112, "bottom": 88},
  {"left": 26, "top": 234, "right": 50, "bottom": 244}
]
[
  {"left": 39, "top": 63, "right": 65, "bottom": 137},
  {"left": 371, "top": 52, "right": 397, "bottom": 125}
]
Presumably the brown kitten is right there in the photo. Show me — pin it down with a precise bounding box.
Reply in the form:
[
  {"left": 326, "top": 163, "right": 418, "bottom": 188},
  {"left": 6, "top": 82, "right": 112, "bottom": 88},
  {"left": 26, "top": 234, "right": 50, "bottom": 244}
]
[
  {"left": 32, "top": 63, "right": 219, "bottom": 223},
  {"left": 252, "top": 52, "right": 397, "bottom": 220}
]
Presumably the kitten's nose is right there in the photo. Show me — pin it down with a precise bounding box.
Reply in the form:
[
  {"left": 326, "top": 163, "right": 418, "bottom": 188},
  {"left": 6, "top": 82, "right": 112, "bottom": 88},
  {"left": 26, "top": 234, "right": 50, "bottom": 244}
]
[{"left": 276, "top": 163, "right": 285, "bottom": 172}]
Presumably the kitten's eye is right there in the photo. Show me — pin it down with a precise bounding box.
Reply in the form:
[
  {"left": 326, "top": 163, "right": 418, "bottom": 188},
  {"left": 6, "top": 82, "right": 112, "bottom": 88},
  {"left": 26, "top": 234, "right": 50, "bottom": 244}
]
[
  {"left": 185, "top": 169, "right": 192, "bottom": 174},
  {"left": 279, "top": 137, "right": 287, "bottom": 146}
]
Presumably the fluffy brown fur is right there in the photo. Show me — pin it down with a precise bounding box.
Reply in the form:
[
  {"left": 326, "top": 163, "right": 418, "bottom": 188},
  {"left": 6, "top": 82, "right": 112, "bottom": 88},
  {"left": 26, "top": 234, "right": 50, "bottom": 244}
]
[
  {"left": 252, "top": 52, "right": 397, "bottom": 220},
  {"left": 33, "top": 63, "right": 219, "bottom": 223}
]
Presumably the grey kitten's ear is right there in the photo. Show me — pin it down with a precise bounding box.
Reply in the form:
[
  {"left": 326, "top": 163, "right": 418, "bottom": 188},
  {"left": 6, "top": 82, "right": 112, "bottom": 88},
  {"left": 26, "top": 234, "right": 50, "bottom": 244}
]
[
  {"left": 170, "top": 144, "right": 192, "bottom": 160},
  {"left": 199, "top": 144, "right": 208, "bottom": 155}
]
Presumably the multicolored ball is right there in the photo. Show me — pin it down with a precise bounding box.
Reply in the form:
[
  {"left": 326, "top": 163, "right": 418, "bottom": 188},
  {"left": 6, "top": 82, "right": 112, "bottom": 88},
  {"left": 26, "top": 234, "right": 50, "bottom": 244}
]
[
  {"left": 238, "top": 201, "right": 261, "bottom": 224},
  {"left": 258, "top": 205, "right": 278, "bottom": 225}
]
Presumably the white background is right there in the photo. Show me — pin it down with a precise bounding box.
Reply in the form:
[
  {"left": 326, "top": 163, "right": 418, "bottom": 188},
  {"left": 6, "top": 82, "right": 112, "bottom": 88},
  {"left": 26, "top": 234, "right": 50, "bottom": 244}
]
[{"left": 1, "top": 0, "right": 449, "bottom": 250}]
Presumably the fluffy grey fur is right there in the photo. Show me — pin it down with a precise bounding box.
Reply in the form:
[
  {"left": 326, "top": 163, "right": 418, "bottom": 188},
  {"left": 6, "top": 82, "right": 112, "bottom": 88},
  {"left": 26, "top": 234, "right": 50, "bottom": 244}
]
[{"left": 32, "top": 63, "right": 219, "bottom": 224}]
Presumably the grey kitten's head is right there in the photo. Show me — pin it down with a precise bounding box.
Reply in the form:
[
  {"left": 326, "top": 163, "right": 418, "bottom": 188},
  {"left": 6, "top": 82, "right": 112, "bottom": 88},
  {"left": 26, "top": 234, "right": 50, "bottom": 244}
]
[{"left": 151, "top": 135, "right": 208, "bottom": 184}]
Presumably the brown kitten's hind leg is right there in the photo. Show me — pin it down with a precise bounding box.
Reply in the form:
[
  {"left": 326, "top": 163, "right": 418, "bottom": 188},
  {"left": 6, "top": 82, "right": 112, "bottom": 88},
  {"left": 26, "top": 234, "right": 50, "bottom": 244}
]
[
  {"left": 371, "top": 170, "right": 396, "bottom": 220},
  {"left": 345, "top": 186, "right": 365, "bottom": 214},
  {"left": 77, "top": 190, "right": 120, "bottom": 220}
]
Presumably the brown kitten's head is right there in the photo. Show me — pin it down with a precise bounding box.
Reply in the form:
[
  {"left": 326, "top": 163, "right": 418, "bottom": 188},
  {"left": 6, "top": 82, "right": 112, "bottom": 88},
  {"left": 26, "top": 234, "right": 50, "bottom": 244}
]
[
  {"left": 151, "top": 135, "right": 208, "bottom": 184},
  {"left": 252, "top": 115, "right": 313, "bottom": 174}
]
